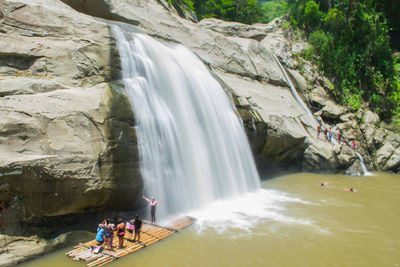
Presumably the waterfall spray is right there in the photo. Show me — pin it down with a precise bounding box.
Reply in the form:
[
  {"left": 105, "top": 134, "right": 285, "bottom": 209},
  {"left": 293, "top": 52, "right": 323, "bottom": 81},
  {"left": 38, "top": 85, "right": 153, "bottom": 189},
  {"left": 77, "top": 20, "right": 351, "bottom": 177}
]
[{"left": 112, "top": 25, "right": 260, "bottom": 219}]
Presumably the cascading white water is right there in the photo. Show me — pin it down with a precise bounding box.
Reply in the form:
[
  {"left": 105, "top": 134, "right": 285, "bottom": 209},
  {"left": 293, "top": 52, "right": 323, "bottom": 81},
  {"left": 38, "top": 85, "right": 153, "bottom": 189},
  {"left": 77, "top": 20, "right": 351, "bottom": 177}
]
[
  {"left": 356, "top": 152, "right": 373, "bottom": 176},
  {"left": 273, "top": 55, "right": 374, "bottom": 177},
  {"left": 273, "top": 54, "right": 316, "bottom": 123},
  {"left": 112, "top": 25, "right": 260, "bottom": 218}
]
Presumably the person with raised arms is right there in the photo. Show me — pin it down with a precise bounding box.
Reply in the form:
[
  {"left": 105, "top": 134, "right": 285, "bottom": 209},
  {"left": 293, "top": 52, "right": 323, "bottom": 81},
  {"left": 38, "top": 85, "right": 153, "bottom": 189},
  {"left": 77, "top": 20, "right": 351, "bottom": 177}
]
[{"left": 143, "top": 195, "right": 162, "bottom": 224}]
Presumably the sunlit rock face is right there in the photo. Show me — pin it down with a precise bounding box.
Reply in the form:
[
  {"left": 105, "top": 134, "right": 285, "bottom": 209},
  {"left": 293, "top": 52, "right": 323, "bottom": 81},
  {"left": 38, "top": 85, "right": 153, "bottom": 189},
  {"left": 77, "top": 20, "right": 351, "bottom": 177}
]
[
  {"left": 0, "top": 0, "right": 141, "bottom": 230},
  {"left": 0, "top": 0, "right": 399, "bottom": 234}
]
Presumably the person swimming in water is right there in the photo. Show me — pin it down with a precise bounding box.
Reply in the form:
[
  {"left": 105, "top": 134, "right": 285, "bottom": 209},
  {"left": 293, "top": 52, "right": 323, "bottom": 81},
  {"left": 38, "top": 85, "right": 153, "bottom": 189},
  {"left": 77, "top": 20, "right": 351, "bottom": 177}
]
[
  {"left": 345, "top": 188, "right": 356, "bottom": 192},
  {"left": 143, "top": 195, "right": 162, "bottom": 224}
]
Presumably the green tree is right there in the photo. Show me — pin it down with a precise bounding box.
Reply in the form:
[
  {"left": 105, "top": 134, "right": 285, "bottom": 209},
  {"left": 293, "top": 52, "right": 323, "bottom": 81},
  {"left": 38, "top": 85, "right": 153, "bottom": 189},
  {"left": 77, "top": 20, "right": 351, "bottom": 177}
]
[
  {"left": 261, "top": 0, "right": 287, "bottom": 23},
  {"left": 192, "top": 0, "right": 264, "bottom": 24},
  {"left": 303, "top": 1, "right": 322, "bottom": 31},
  {"left": 289, "top": 0, "right": 398, "bottom": 122}
]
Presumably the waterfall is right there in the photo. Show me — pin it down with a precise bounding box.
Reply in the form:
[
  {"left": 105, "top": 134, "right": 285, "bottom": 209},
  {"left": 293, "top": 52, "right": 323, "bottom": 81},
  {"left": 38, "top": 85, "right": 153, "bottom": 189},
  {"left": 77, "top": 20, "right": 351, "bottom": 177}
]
[
  {"left": 273, "top": 55, "right": 374, "bottom": 177},
  {"left": 112, "top": 25, "right": 260, "bottom": 218},
  {"left": 356, "top": 152, "right": 373, "bottom": 176},
  {"left": 273, "top": 54, "right": 316, "bottom": 123}
]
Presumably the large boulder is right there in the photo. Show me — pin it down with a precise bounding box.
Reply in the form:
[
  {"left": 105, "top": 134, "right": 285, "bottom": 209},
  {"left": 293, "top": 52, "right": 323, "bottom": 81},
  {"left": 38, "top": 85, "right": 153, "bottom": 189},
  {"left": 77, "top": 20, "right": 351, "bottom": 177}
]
[
  {"left": 302, "top": 145, "right": 333, "bottom": 172},
  {"left": 318, "top": 100, "right": 347, "bottom": 120},
  {"left": 287, "top": 69, "right": 307, "bottom": 93},
  {"left": 375, "top": 133, "right": 400, "bottom": 171},
  {"left": 0, "top": 231, "right": 93, "bottom": 266},
  {"left": 333, "top": 145, "right": 356, "bottom": 169}
]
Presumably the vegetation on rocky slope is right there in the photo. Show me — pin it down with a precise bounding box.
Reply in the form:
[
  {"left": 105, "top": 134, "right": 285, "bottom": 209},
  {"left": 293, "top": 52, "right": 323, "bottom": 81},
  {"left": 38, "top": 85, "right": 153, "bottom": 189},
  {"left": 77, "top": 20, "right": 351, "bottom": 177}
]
[
  {"left": 287, "top": 0, "right": 400, "bottom": 127},
  {"left": 176, "top": 0, "right": 400, "bottom": 127}
]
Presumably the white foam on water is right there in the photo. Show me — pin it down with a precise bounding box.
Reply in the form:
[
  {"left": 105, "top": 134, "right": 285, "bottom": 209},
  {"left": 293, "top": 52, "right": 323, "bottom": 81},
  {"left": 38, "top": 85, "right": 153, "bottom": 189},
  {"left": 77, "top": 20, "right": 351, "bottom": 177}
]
[{"left": 187, "top": 189, "right": 317, "bottom": 234}]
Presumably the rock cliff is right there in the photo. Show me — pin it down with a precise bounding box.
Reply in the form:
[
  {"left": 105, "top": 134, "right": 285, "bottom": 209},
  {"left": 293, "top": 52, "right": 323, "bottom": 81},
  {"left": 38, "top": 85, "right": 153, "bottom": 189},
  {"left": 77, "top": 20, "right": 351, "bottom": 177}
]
[
  {"left": 0, "top": 1, "right": 399, "bottom": 263},
  {"left": 0, "top": 0, "right": 142, "bottom": 234}
]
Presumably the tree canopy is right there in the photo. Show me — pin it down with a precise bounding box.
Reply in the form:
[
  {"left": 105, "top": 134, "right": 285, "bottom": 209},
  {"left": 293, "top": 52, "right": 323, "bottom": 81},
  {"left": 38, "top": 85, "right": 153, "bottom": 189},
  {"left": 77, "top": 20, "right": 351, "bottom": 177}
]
[
  {"left": 191, "top": 0, "right": 264, "bottom": 24},
  {"left": 287, "top": 0, "right": 400, "bottom": 124}
]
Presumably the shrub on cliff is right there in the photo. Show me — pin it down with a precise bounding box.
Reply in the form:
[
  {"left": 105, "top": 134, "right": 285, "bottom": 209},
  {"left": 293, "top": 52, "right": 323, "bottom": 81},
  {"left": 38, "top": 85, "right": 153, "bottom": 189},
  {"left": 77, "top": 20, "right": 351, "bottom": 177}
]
[{"left": 288, "top": 0, "right": 400, "bottom": 125}]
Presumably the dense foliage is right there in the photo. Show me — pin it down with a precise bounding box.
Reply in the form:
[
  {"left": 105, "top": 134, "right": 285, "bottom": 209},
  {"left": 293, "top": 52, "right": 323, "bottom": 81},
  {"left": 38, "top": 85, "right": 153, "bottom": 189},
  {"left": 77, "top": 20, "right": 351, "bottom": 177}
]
[
  {"left": 287, "top": 0, "right": 400, "bottom": 124},
  {"left": 190, "top": 0, "right": 264, "bottom": 24},
  {"left": 261, "top": 0, "right": 287, "bottom": 23},
  {"left": 170, "top": 0, "right": 286, "bottom": 24}
]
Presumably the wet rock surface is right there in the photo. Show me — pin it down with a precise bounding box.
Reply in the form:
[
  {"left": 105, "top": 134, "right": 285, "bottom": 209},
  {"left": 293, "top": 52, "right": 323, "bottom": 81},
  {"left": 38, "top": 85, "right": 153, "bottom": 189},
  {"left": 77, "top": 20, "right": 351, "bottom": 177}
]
[{"left": 0, "top": 0, "right": 399, "bottom": 263}]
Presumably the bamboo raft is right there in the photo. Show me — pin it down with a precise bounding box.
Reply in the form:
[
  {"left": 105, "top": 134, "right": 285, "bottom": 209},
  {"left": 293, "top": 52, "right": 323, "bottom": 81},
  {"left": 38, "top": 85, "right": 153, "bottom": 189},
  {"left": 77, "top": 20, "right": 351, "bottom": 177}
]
[{"left": 66, "top": 216, "right": 196, "bottom": 266}]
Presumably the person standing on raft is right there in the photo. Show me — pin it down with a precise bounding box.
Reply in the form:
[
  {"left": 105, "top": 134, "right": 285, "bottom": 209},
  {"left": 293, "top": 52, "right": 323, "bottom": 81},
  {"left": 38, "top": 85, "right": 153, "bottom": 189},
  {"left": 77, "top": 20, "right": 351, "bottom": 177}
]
[
  {"left": 133, "top": 215, "right": 143, "bottom": 243},
  {"left": 143, "top": 195, "right": 162, "bottom": 224},
  {"left": 116, "top": 218, "right": 125, "bottom": 249}
]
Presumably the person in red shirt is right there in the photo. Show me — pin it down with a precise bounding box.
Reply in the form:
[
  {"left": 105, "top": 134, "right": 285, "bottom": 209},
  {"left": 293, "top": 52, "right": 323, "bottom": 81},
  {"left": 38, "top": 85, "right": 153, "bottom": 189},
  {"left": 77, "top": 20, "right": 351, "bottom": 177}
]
[{"left": 351, "top": 140, "right": 356, "bottom": 150}]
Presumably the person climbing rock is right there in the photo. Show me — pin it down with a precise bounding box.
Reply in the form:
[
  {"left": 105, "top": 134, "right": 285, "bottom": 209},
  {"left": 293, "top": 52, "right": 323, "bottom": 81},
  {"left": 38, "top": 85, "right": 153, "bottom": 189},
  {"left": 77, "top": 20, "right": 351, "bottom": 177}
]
[
  {"left": 323, "top": 128, "right": 328, "bottom": 140},
  {"left": 143, "top": 195, "right": 162, "bottom": 224},
  {"left": 351, "top": 140, "right": 356, "bottom": 150},
  {"left": 316, "top": 125, "right": 321, "bottom": 139},
  {"left": 328, "top": 128, "right": 333, "bottom": 142}
]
